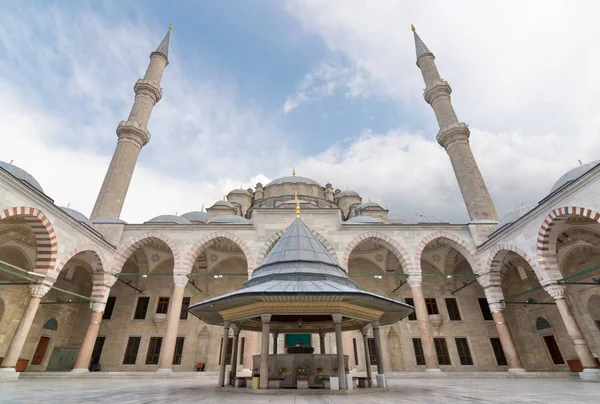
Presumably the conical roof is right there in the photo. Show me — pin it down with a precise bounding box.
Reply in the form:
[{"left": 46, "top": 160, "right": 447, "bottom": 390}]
[
  {"left": 152, "top": 28, "right": 171, "bottom": 62},
  {"left": 413, "top": 29, "right": 432, "bottom": 60}
]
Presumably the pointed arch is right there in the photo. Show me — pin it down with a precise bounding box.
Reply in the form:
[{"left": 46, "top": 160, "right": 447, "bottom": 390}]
[
  {"left": 484, "top": 243, "right": 540, "bottom": 283},
  {"left": 415, "top": 232, "right": 480, "bottom": 274},
  {"left": 0, "top": 207, "right": 57, "bottom": 273},
  {"left": 537, "top": 206, "right": 600, "bottom": 282},
  {"left": 113, "top": 232, "right": 181, "bottom": 275},
  {"left": 184, "top": 231, "right": 254, "bottom": 275},
  {"left": 342, "top": 231, "right": 413, "bottom": 273},
  {"left": 256, "top": 229, "right": 339, "bottom": 265}
]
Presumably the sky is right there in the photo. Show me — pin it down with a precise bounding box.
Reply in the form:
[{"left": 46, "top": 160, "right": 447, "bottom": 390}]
[{"left": 1, "top": 0, "right": 599, "bottom": 224}]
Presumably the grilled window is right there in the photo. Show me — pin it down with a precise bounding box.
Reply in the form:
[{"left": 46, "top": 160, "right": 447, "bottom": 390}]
[
  {"left": 425, "top": 298, "right": 439, "bottom": 315},
  {"left": 367, "top": 338, "right": 377, "bottom": 365},
  {"left": 173, "top": 337, "right": 185, "bottom": 365},
  {"left": 478, "top": 298, "right": 493, "bottom": 321},
  {"left": 405, "top": 298, "right": 417, "bottom": 320},
  {"left": 239, "top": 337, "right": 245, "bottom": 365},
  {"left": 180, "top": 297, "right": 191, "bottom": 320},
  {"left": 490, "top": 338, "right": 507, "bottom": 366},
  {"left": 219, "top": 337, "right": 234, "bottom": 365},
  {"left": 455, "top": 338, "right": 473, "bottom": 365},
  {"left": 412, "top": 338, "right": 425, "bottom": 366},
  {"left": 134, "top": 297, "right": 150, "bottom": 319},
  {"left": 102, "top": 296, "right": 116, "bottom": 320},
  {"left": 352, "top": 338, "right": 359, "bottom": 365},
  {"left": 123, "top": 337, "right": 141, "bottom": 365},
  {"left": 145, "top": 337, "right": 162, "bottom": 365},
  {"left": 445, "top": 298, "right": 462, "bottom": 321},
  {"left": 434, "top": 338, "right": 451, "bottom": 365},
  {"left": 156, "top": 297, "right": 170, "bottom": 314}
]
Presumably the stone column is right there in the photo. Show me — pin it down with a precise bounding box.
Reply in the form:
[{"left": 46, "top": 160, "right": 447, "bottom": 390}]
[
  {"left": 360, "top": 328, "right": 373, "bottom": 387},
  {"left": 409, "top": 276, "right": 440, "bottom": 371},
  {"left": 332, "top": 314, "right": 347, "bottom": 389},
  {"left": 158, "top": 275, "right": 188, "bottom": 372},
  {"left": 0, "top": 283, "right": 51, "bottom": 372},
  {"left": 260, "top": 314, "right": 271, "bottom": 389},
  {"left": 319, "top": 332, "right": 326, "bottom": 354},
  {"left": 546, "top": 285, "right": 598, "bottom": 369},
  {"left": 371, "top": 321, "right": 385, "bottom": 375},
  {"left": 218, "top": 321, "right": 231, "bottom": 387},
  {"left": 72, "top": 302, "right": 105, "bottom": 372},
  {"left": 229, "top": 326, "right": 240, "bottom": 386},
  {"left": 272, "top": 332, "right": 278, "bottom": 355}
]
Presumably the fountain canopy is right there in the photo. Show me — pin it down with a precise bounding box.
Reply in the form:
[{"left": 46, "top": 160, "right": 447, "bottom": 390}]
[{"left": 188, "top": 217, "right": 413, "bottom": 332}]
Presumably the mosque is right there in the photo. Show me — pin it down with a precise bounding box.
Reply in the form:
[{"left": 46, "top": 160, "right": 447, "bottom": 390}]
[{"left": 0, "top": 24, "right": 599, "bottom": 386}]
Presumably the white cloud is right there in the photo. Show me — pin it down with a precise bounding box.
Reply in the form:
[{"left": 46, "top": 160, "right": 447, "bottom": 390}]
[{"left": 284, "top": 0, "right": 600, "bottom": 220}]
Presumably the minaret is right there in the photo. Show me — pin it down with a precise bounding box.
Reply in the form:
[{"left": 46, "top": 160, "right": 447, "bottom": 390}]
[
  {"left": 412, "top": 25, "right": 498, "bottom": 221},
  {"left": 90, "top": 25, "right": 172, "bottom": 220}
]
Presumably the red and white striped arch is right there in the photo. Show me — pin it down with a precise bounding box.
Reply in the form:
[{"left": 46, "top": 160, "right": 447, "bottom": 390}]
[
  {"left": 484, "top": 243, "right": 540, "bottom": 283},
  {"left": 342, "top": 231, "right": 414, "bottom": 273},
  {"left": 54, "top": 245, "right": 109, "bottom": 301},
  {"left": 537, "top": 206, "right": 600, "bottom": 282},
  {"left": 184, "top": 231, "right": 255, "bottom": 275},
  {"left": 0, "top": 206, "right": 57, "bottom": 274},
  {"left": 112, "top": 232, "right": 182, "bottom": 275},
  {"left": 414, "top": 231, "right": 480, "bottom": 274}
]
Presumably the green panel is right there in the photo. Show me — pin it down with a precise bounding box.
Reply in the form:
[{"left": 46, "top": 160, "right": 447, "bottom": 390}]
[
  {"left": 285, "top": 334, "right": 311, "bottom": 347},
  {"left": 46, "top": 348, "right": 79, "bottom": 371}
]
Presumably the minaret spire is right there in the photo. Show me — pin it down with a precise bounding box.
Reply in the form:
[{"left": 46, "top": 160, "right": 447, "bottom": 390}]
[
  {"left": 412, "top": 26, "right": 498, "bottom": 221},
  {"left": 90, "top": 26, "right": 172, "bottom": 220}
]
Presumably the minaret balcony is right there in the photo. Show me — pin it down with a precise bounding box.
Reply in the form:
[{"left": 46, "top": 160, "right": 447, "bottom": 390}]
[
  {"left": 423, "top": 80, "right": 452, "bottom": 104},
  {"left": 134, "top": 79, "right": 163, "bottom": 102},
  {"left": 436, "top": 122, "right": 470, "bottom": 148},
  {"left": 116, "top": 121, "right": 151, "bottom": 147}
]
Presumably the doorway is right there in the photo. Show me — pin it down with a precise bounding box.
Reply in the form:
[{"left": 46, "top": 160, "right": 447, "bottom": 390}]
[
  {"left": 543, "top": 335, "right": 565, "bottom": 365},
  {"left": 31, "top": 336, "right": 51, "bottom": 365}
]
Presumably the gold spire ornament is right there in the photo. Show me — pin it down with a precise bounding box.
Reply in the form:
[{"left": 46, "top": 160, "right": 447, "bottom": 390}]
[
  {"left": 411, "top": 24, "right": 415, "bottom": 31},
  {"left": 294, "top": 192, "right": 301, "bottom": 217},
  {"left": 169, "top": 24, "right": 173, "bottom": 31}
]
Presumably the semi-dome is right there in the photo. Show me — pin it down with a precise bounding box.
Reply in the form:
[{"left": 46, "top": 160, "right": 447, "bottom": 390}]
[
  {"left": 59, "top": 206, "right": 93, "bottom": 227},
  {"left": 0, "top": 161, "right": 44, "bottom": 192},
  {"left": 209, "top": 215, "right": 251, "bottom": 224},
  {"left": 146, "top": 215, "right": 192, "bottom": 225},
  {"left": 228, "top": 188, "right": 252, "bottom": 196},
  {"left": 403, "top": 214, "right": 448, "bottom": 224},
  {"left": 550, "top": 161, "right": 600, "bottom": 194},
  {"left": 340, "top": 190, "right": 360, "bottom": 197},
  {"left": 181, "top": 211, "right": 207, "bottom": 223},
  {"left": 497, "top": 204, "right": 537, "bottom": 229},
  {"left": 265, "top": 176, "right": 322, "bottom": 187},
  {"left": 211, "top": 200, "right": 236, "bottom": 209},
  {"left": 345, "top": 216, "right": 383, "bottom": 224}
]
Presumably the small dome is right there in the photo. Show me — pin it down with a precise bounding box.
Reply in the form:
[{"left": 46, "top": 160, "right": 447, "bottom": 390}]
[
  {"left": 340, "top": 190, "right": 360, "bottom": 197},
  {"left": 265, "top": 176, "right": 322, "bottom": 187},
  {"left": 0, "top": 161, "right": 44, "bottom": 192},
  {"left": 345, "top": 216, "right": 383, "bottom": 224},
  {"left": 211, "top": 200, "right": 236, "bottom": 209},
  {"left": 209, "top": 215, "right": 251, "bottom": 224},
  {"left": 403, "top": 214, "right": 448, "bottom": 224},
  {"left": 228, "top": 189, "right": 252, "bottom": 196},
  {"left": 497, "top": 204, "right": 537, "bottom": 229},
  {"left": 59, "top": 207, "right": 93, "bottom": 227},
  {"left": 356, "top": 201, "right": 382, "bottom": 210},
  {"left": 181, "top": 211, "right": 207, "bottom": 223},
  {"left": 146, "top": 215, "right": 192, "bottom": 225},
  {"left": 550, "top": 161, "right": 600, "bottom": 193}
]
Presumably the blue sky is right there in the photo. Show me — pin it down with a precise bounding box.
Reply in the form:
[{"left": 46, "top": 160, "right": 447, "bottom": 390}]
[{"left": 1, "top": 1, "right": 599, "bottom": 223}]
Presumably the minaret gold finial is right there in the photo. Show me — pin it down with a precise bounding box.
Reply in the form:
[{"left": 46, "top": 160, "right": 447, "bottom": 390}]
[
  {"left": 411, "top": 24, "right": 415, "bottom": 32},
  {"left": 169, "top": 24, "right": 173, "bottom": 31},
  {"left": 295, "top": 192, "right": 301, "bottom": 217},
  {"left": 292, "top": 167, "right": 296, "bottom": 176}
]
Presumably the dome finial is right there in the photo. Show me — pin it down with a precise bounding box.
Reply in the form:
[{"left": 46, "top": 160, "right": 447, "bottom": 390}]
[
  {"left": 292, "top": 167, "right": 296, "bottom": 176},
  {"left": 169, "top": 23, "right": 173, "bottom": 31},
  {"left": 411, "top": 24, "right": 416, "bottom": 32},
  {"left": 295, "top": 192, "right": 301, "bottom": 217}
]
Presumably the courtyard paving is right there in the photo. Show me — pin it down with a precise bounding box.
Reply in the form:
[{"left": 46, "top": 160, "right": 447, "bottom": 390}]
[{"left": 1, "top": 377, "right": 599, "bottom": 403}]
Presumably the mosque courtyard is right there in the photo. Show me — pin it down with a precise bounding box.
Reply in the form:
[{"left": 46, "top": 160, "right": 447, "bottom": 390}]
[{"left": 2, "top": 377, "right": 599, "bottom": 403}]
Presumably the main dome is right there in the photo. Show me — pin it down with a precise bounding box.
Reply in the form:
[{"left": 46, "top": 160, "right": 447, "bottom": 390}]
[
  {"left": 0, "top": 161, "right": 44, "bottom": 192},
  {"left": 265, "top": 176, "right": 322, "bottom": 187},
  {"left": 550, "top": 161, "right": 600, "bottom": 194}
]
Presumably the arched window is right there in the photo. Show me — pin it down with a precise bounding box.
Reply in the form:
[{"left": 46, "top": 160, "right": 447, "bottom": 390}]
[
  {"left": 43, "top": 318, "right": 58, "bottom": 331},
  {"left": 535, "top": 317, "right": 551, "bottom": 331}
]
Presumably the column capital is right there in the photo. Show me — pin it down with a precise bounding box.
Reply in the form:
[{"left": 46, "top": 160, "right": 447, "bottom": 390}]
[
  {"left": 223, "top": 320, "right": 231, "bottom": 329},
  {"left": 173, "top": 274, "right": 188, "bottom": 287},
  {"left": 231, "top": 324, "right": 241, "bottom": 336},
  {"left": 488, "top": 302, "right": 505, "bottom": 313},
  {"left": 260, "top": 314, "right": 271, "bottom": 323},
  {"left": 407, "top": 271, "right": 422, "bottom": 287},
  {"left": 371, "top": 320, "right": 380, "bottom": 329},
  {"left": 331, "top": 313, "right": 343, "bottom": 324},
  {"left": 544, "top": 283, "right": 565, "bottom": 299},
  {"left": 29, "top": 282, "right": 52, "bottom": 298},
  {"left": 91, "top": 301, "right": 106, "bottom": 313}
]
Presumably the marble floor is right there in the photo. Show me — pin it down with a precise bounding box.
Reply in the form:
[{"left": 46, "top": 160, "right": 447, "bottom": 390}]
[{"left": 1, "top": 377, "right": 599, "bottom": 403}]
